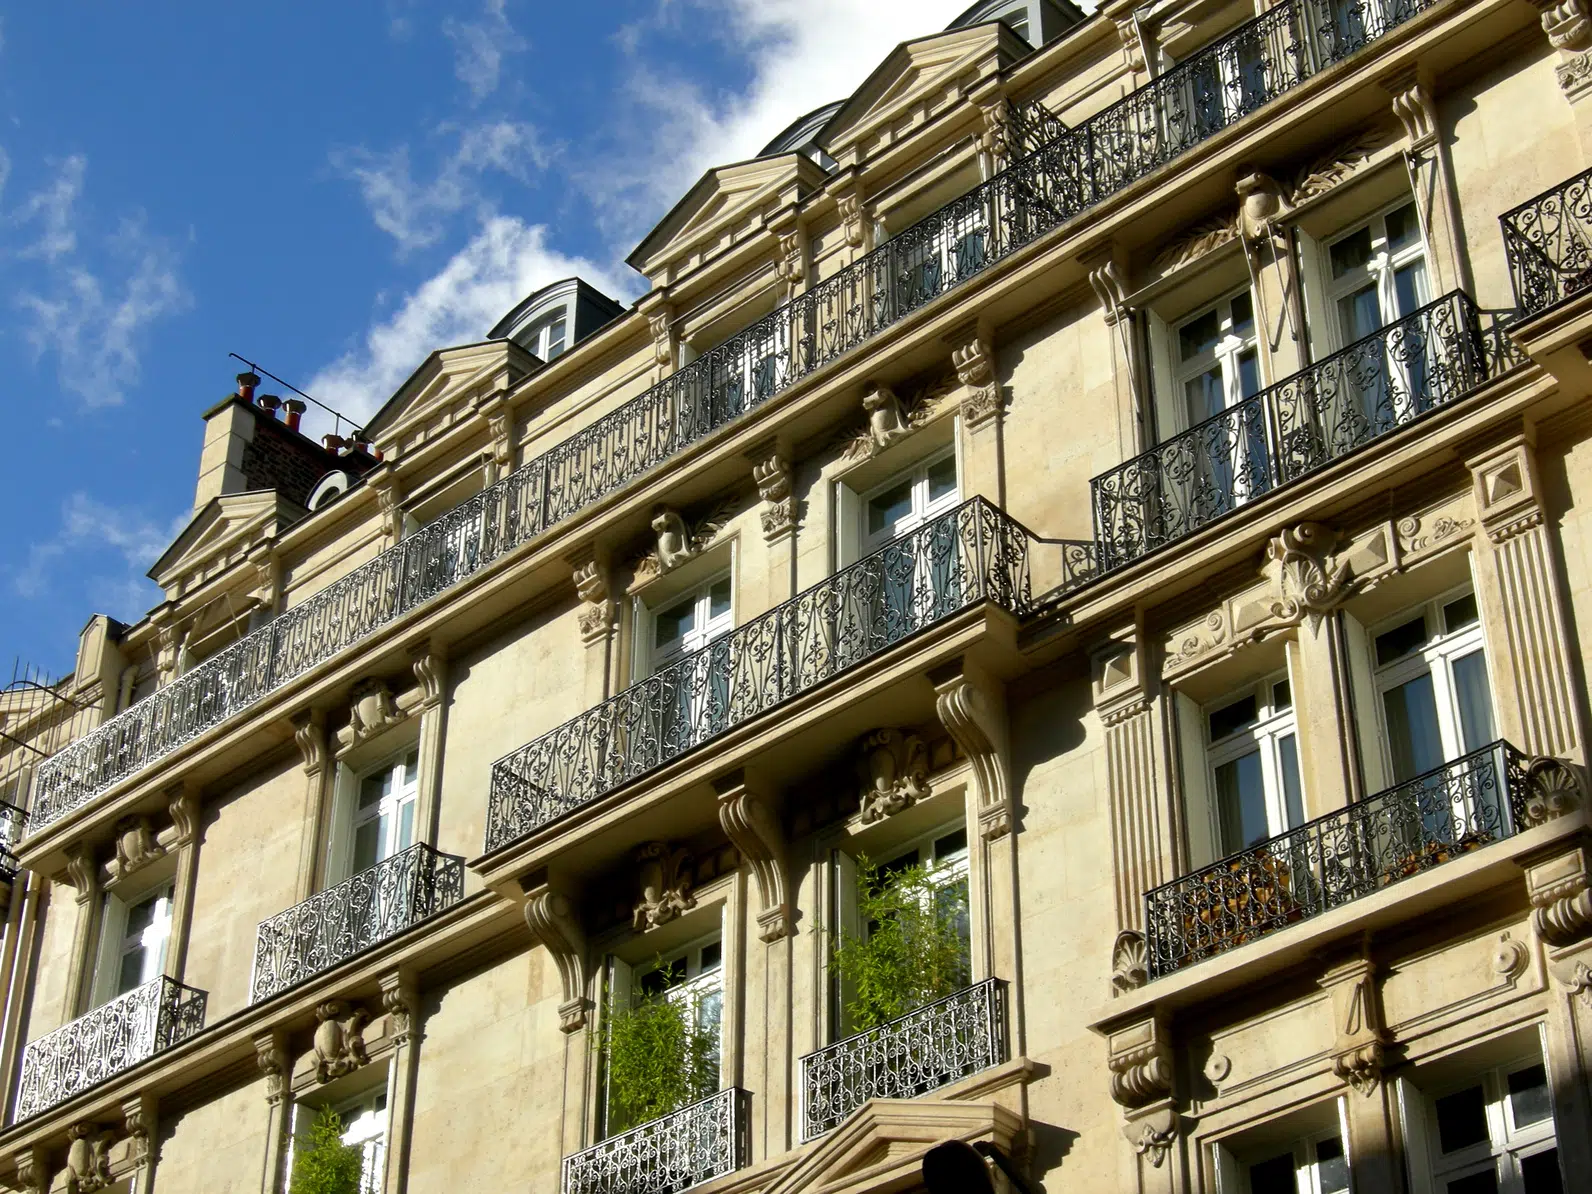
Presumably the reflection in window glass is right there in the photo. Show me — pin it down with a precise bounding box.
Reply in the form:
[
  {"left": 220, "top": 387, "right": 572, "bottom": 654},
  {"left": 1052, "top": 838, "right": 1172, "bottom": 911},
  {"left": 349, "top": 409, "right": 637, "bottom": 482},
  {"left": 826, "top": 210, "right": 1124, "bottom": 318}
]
[
  {"left": 1384, "top": 672, "right": 1444, "bottom": 782},
  {"left": 1216, "top": 751, "right": 1269, "bottom": 851},
  {"left": 1508, "top": 1065, "right": 1553, "bottom": 1129}
]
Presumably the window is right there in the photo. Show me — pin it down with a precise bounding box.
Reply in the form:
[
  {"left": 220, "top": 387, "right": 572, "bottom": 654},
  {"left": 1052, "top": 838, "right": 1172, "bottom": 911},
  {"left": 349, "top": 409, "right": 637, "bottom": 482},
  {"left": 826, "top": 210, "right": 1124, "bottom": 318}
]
[
  {"left": 291, "top": 1088, "right": 388, "bottom": 1194},
  {"left": 650, "top": 577, "right": 733, "bottom": 672},
  {"left": 645, "top": 575, "right": 735, "bottom": 748},
  {"left": 861, "top": 452, "right": 959, "bottom": 553},
  {"left": 637, "top": 940, "right": 724, "bottom": 1084},
  {"left": 1327, "top": 201, "right": 1430, "bottom": 348},
  {"left": 1203, "top": 677, "right": 1305, "bottom": 856},
  {"left": 1372, "top": 590, "right": 1495, "bottom": 784},
  {"left": 350, "top": 750, "right": 419, "bottom": 874},
  {"left": 1241, "top": 1131, "right": 1351, "bottom": 1194},
  {"left": 1176, "top": 291, "right": 1262, "bottom": 429},
  {"left": 91, "top": 884, "right": 174, "bottom": 1006},
  {"left": 1410, "top": 1060, "right": 1562, "bottom": 1193},
  {"left": 530, "top": 314, "right": 568, "bottom": 361}
]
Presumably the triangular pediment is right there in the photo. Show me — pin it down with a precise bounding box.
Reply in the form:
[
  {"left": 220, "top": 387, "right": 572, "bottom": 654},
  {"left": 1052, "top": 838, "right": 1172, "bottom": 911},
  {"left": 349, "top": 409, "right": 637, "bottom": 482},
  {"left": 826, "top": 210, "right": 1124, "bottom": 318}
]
[
  {"left": 768, "top": 1098, "right": 1021, "bottom": 1194},
  {"left": 150, "top": 490, "right": 299, "bottom": 593},
  {"left": 821, "top": 26, "right": 1007, "bottom": 157},
  {"left": 364, "top": 338, "right": 532, "bottom": 457}
]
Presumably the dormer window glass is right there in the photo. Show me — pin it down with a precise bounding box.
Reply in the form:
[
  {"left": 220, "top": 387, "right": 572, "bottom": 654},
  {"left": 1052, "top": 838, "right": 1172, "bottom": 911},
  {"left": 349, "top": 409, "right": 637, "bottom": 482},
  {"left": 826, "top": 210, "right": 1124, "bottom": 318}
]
[{"left": 529, "top": 314, "right": 568, "bottom": 361}]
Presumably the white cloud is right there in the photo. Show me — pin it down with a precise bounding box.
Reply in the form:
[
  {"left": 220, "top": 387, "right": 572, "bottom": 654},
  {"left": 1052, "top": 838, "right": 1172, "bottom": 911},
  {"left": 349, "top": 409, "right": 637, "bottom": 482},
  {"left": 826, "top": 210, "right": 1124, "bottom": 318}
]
[
  {"left": 443, "top": 0, "right": 527, "bottom": 102},
  {"left": 13, "top": 492, "right": 185, "bottom": 621},
  {"left": 584, "top": 0, "right": 974, "bottom": 245},
  {"left": 305, "top": 215, "right": 629, "bottom": 425},
  {"left": 13, "top": 152, "right": 82, "bottom": 261},
  {"left": 332, "top": 120, "right": 548, "bottom": 256}
]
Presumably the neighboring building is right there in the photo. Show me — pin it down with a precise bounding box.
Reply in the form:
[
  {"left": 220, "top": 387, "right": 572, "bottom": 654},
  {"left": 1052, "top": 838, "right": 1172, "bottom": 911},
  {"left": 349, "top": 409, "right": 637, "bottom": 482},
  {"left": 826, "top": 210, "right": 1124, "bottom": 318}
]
[{"left": 8, "top": 0, "right": 1592, "bottom": 1190}]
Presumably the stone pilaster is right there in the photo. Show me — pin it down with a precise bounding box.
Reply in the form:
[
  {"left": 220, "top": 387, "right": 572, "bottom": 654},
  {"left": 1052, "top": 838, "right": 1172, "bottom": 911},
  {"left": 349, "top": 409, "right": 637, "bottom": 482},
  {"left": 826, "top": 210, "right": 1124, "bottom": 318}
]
[
  {"left": 1236, "top": 172, "right": 1308, "bottom": 381},
  {"left": 1380, "top": 65, "right": 1472, "bottom": 296},
  {"left": 380, "top": 969, "right": 424, "bottom": 1194},
  {"left": 162, "top": 784, "right": 202, "bottom": 982},
  {"left": 62, "top": 843, "right": 100, "bottom": 1018},
  {"left": 291, "top": 713, "right": 330, "bottom": 902},
  {"left": 121, "top": 1092, "right": 158, "bottom": 1194},
  {"left": 1104, "top": 1007, "right": 1186, "bottom": 1193},
  {"left": 1083, "top": 242, "right": 1148, "bottom": 460},
  {"left": 410, "top": 645, "right": 449, "bottom": 846}
]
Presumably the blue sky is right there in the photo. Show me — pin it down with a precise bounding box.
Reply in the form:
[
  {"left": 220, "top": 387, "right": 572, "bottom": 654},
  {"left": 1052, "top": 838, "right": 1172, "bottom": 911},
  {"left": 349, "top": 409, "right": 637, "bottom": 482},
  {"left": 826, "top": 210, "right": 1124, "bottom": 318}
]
[{"left": 0, "top": 0, "right": 978, "bottom": 680}]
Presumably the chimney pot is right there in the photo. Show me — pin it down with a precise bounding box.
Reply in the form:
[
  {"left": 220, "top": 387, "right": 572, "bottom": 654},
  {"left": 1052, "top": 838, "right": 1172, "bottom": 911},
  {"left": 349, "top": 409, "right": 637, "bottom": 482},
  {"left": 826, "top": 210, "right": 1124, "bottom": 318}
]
[
  {"left": 323, "top": 434, "right": 346, "bottom": 454},
  {"left": 235, "top": 372, "right": 260, "bottom": 403},
  {"left": 282, "top": 399, "right": 306, "bottom": 432},
  {"left": 258, "top": 394, "right": 282, "bottom": 417}
]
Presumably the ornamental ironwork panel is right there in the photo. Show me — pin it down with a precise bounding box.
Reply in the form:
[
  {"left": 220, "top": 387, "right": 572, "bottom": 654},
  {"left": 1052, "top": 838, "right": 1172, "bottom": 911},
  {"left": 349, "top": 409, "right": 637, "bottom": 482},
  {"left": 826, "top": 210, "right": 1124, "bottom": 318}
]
[
  {"left": 250, "top": 843, "right": 465, "bottom": 1004},
  {"left": 0, "top": 801, "right": 24, "bottom": 878},
  {"left": 1501, "top": 164, "right": 1592, "bottom": 317},
  {"left": 485, "top": 499, "right": 1031, "bottom": 852},
  {"left": 26, "top": 0, "right": 1438, "bottom": 834},
  {"left": 14, "top": 976, "right": 207, "bottom": 1121},
  {"left": 1092, "top": 292, "right": 1518, "bottom": 570},
  {"left": 798, "top": 978, "right": 1008, "bottom": 1143},
  {"left": 562, "top": 1087, "right": 749, "bottom": 1194},
  {"left": 1143, "top": 741, "right": 1529, "bottom": 979}
]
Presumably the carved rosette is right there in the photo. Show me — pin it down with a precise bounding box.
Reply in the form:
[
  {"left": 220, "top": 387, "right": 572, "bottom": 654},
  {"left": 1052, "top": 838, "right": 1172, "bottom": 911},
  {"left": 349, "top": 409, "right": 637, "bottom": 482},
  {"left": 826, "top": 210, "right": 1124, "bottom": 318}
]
[
  {"left": 633, "top": 841, "right": 696, "bottom": 931},
  {"left": 855, "top": 729, "right": 931, "bottom": 823}
]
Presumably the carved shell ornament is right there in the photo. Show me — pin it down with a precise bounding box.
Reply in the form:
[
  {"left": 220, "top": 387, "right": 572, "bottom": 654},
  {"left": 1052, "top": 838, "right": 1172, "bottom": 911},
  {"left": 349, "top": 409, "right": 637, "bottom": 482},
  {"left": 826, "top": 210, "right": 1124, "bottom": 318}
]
[
  {"left": 855, "top": 728, "right": 932, "bottom": 823},
  {"left": 1264, "top": 522, "right": 1351, "bottom": 631}
]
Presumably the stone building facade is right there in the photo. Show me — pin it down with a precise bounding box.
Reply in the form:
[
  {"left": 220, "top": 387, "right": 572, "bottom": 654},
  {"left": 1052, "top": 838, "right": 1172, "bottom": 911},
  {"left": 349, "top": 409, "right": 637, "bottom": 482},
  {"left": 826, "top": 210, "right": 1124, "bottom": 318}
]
[{"left": 1, "top": 0, "right": 1591, "bottom": 1190}]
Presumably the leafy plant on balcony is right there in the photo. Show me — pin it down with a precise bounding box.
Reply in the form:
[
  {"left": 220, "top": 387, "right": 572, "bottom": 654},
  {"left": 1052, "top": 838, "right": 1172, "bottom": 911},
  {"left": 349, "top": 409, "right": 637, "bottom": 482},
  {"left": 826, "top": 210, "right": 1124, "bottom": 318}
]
[
  {"left": 288, "top": 1106, "right": 366, "bottom": 1194},
  {"left": 598, "top": 961, "right": 717, "bottom": 1135},
  {"left": 832, "top": 855, "right": 971, "bottom": 1031}
]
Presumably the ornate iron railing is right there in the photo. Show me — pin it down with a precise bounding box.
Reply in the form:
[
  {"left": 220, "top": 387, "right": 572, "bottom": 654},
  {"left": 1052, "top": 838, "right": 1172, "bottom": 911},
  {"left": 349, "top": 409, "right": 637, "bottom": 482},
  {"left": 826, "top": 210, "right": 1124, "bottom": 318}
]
[
  {"left": 27, "top": 0, "right": 1439, "bottom": 834},
  {"left": 1501, "top": 164, "right": 1592, "bottom": 317},
  {"left": 563, "top": 1087, "right": 749, "bottom": 1194},
  {"left": 1092, "top": 291, "right": 1520, "bottom": 569},
  {"left": 14, "top": 976, "right": 207, "bottom": 1121},
  {"left": 485, "top": 499, "right": 1030, "bottom": 852},
  {"left": 1144, "top": 741, "right": 1530, "bottom": 978},
  {"left": 798, "top": 978, "right": 1008, "bottom": 1142},
  {"left": 0, "top": 801, "right": 25, "bottom": 878},
  {"left": 250, "top": 843, "right": 464, "bottom": 1003}
]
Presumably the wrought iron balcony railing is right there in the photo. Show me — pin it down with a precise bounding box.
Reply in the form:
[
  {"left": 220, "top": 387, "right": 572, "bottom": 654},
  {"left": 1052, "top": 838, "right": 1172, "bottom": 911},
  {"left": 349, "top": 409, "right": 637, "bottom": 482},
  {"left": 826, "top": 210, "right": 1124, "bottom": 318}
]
[
  {"left": 485, "top": 499, "right": 1031, "bottom": 852},
  {"left": 799, "top": 978, "right": 1008, "bottom": 1142},
  {"left": 1501, "top": 164, "right": 1592, "bottom": 317},
  {"left": 26, "top": 0, "right": 1438, "bottom": 834},
  {"left": 1091, "top": 291, "right": 1522, "bottom": 570},
  {"left": 250, "top": 843, "right": 464, "bottom": 1004},
  {"left": 1143, "top": 741, "right": 1530, "bottom": 979},
  {"left": 14, "top": 976, "right": 207, "bottom": 1121},
  {"left": 0, "top": 801, "right": 25, "bottom": 878},
  {"left": 563, "top": 1087, "right": 749, "bottom": 1194}
]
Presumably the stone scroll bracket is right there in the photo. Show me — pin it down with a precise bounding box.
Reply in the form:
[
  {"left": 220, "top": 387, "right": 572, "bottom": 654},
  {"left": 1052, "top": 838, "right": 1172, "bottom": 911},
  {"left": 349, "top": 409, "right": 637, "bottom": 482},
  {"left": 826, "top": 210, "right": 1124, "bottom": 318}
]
[
  {"left": 714, "top": 771, "right": 793, "bottom": 943},
  {"left": 1318, "top": 951, "right": 1390, "bottom": 1097},
  {"left": 1102, "top": 1006, "right": 1182, "bottom": 1173},
  {"left": 520, "top": 875, "right": 592, "bottom": 1033},
  {"left": 746, "top": 436, "right": 798, "bottom": 548},
  {"left": 1525, "top": 835, "right": 1592, "bottom": 997},
  {"left": 931, "top": 660, "right": 1013, "bottom": 843}
]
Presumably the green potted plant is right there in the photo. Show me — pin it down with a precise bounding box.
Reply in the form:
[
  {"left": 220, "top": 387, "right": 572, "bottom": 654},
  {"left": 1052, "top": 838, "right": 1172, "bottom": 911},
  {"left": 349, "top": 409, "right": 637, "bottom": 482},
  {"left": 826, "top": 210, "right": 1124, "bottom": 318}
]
[
  {"left": 288, "top": 1106, "right": 365, "bottom": 1194},
  {"left": 598, "top": 960, "right": 718, "bottom": 1135}
]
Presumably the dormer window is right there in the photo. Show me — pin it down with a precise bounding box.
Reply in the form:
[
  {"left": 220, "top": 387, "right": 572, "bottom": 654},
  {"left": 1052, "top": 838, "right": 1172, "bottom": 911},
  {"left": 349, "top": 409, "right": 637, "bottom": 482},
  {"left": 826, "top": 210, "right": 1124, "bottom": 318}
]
[{"left": 531, "top": 315, "right": 568, "bottom": 361}]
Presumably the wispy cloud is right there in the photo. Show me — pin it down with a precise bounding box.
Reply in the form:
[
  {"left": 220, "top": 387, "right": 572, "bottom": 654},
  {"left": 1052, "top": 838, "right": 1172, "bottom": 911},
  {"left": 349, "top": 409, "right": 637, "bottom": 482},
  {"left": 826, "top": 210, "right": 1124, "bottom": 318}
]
[
  {"left": 443, "top": 0, "right": 527, "bottom": 102},
  {"left": 332, "top": 120, "right": 548, "bottom": 257},
  {"left": 7, "top": 157, "right": 189, "bottom": 408},
  {"left": 13, "top": 492, "right": 185, "bottom": 619},
  {"left": 306, "top": 215, "right": 629, "bottom": 424}
]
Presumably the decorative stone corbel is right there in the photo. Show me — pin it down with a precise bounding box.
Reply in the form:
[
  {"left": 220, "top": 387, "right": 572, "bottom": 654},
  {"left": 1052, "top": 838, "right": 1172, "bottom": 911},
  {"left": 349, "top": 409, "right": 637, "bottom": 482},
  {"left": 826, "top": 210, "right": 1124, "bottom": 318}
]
[
  {"left": 653, "top": 506, "right": 697, "bottom": 573},
  {"left": 750, "top": 448, "right": 797, "bottom": 543},
  {"left": 380, "top": 969, "right": 422, "bottom": 1048},
  {"left": 633, "top": 841, "right": 696, "bottom": 932},
  {"left": 168, "top": 784, "right": 200, "bottom": 850},
  {"left": 1106, "top": 1007, "right": 1180, "bottom": 1168},
  {"left": 65, "top": 844, "right": 96, "bottom": 906},
  {"left": 775, "top": 228, "right": 805, "bottom": 299},
  {"left": 570, "top": 551, "right": 616, "bottom": 646},
  {"left": 411, "top": 648, "right": 446, "bottom": 711},
  {"left": 521, "top": 877, "right": 591, "bottom": 1032},
  {"left": 1261, "top": 522, "right": 1352, "bottom": 634},
  {"left": 313, "top": 1000, "right": 371, "bottom": 1083},
  {"left": 1382, "top": 67, "right": 1439, "bottom": 150},
  {"left": 1537, "top": 0, "right": 1592, "bottom": 52},
  {"left": 108, "top": 816, "right": 165, "bottom": 884},
  {"left": 367, "top": 467, "right": 405, "bottom": 545},
  {"left": 476, "top": 391, "right": 515, "bottom": 483},
  {"left": 121, "top": 1093, "right": 157, "bottom": 1176},
  {"left": 246, "top": 543, "right": 281, "bottom": 617},
  {"left": 1319, "top": 953, "right": 1389, "bottom": 1096},
  {"left": 934, "top": 665, "right": 1012, "bottom": 840},
  {"left": 855, "top": 729, "right": 931, "bottom": 824},
  {"left": 293, "top": 714, "right": 327, "bottom": 780},
  {"left": 646, "top": 303, "right": 677, "bottom": 379},
  {"left": 347, "top": 679, "right": 404, "bottom": 743},
  {"left": 1114, "top": 16, "right": 1147, "bottom": 72},
  {"left": 1236, "top": 172, "right": 1287, "bottom": 248},
  {"left": 978, "top": 97, "right": 1013, "bottom": 171},
  {"left": 1111, "top": 930, "right": 1148, "bottom": 994},
  {"left": 1085, "top": 253, "right": 1131, "bottom": 328},
  {"left": 952, "top": 334, "right": 1004, "bottom": 431},
  {"left": 64, "top": 1122, "right": 114, "bottom": 1194},
  {"left": 715, "top": 771, "right": 792, "bottom": 942},
  {"left": 12, "top": 1145, "right": 48, "bottom": 1194},
  {"left": 1526, "top": 838, "right": 1592, "bottom": 949},
  {"left": 838, "top": 193, "right": 867, "bottom": 250},
  {"left": 254, "top": 1029, "right": 289, "bottom": 1105}
]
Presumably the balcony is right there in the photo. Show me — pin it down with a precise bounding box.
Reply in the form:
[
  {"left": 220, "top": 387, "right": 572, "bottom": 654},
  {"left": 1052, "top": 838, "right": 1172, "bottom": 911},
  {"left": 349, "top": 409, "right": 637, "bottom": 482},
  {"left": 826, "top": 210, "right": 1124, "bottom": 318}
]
[
  {"left": 250, "top": 843, "right": 464, "bottom": 1004},
  {"left": 485, "top": 499, "right": 1036, "bottom": 852},
  {"left": 23, "top": 0, "right": 1439, "bottom": 836},
  {"left": 562, "top": 1088, "right": 749, "bottom": 1194},
  {"left": 1501, "top": 164, "right": 1592, "bottom": 318},
  {"left": 1143, "top": 741, "right": 1531, "bottom": 979},
  {"left": 798, "top": 978, "right": 1008, "bottom": 1142},
  {"left": 1091, "top": 292, "right": 1522, "bottom": 570},
  {"left": 14, "top": 976, "right": 207, "bottom": 1121}
]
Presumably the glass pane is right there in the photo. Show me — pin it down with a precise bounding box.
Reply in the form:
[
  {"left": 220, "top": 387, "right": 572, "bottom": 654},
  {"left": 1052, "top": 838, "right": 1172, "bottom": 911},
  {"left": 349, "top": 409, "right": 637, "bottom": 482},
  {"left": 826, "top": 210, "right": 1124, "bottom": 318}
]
[
  {"left": 1278, "top": 734, "right": 1305, "bottom": 829},
  {"left": 1375, "top": 615, "right": 1429, "bottom": 665},
  {"left": 125, "top": 896, "right": 157, "bottom": 939},
  {"left": 546, "top": 319, "right": 567, "bottom": 358},
  {"left": 1272, "top": 679, "right": 1292, "bottom": 710},
  {"left": 396, "top": 801, "right": 415, "bottom": 854},
  {"left": 1386, "top": 202, "right": 1420, "bottom": 252},
  {"left": 1436, "top": 1084, "right": 1490, "bottom": 1153},
  {"left": 1246, "top": 1153, "right": 1296, "bottom": 1194},
  {"left": 1451, "top": 650, "right": 1495, "bottom": 753},
  {"left": 1237, "top": 349, "right": 1260, "bottom": 400},
  {"left": 402, "top": 751, "right": 418, "bottom": 782},
  {"left": 1338, "top": 283, "right": 1383, "bottom": 341},
  {"left": 117, "top": 947, "right": 146, "bottom": 995},
  {"left": 1520, "top": 1149, "right": 1564, "bottom": 1194},
  {"left": 1208, "top": 694, "right": 1258, "bottom": 742},
  {"left": 654, "top": 598, "right": 695, "bottom": 651},
  {"left": 927, "top": 455, "right": 958, "bottom": 502},
  {"left": 1216, "top": 751, "right": 1269, "bottom": 851},
  {"left": 1184, "top": 368, "right": 1226, "bottom": 425},
  {"left": 1230, "top": 292, "right": 1254, "bottom": 337},
  {"left": 1508, "top": 1064, "right": 1553, "bottom": 1128},
  {"left": 353, "top": 819, "right": 380, "bottom": 874},
  {"left": 934, "top": 827, "right": 969, "bottom": 862},
  {"left": 1443, "top": 593, "right": 1479, "bottom": 633},
  {"left": 1393, "top": 259, "right": 1429, "bottom": 320},
  {"left": 867, "top": 480, "right": 913, "bottom": 537},
  {"left": 1331, "top": 226, "right": 1375, "bottom": 278},
  {"left": 1316, "top": 1136, "right": 1350, "bottom": 1194},
  {"left": 708, "top": 578, "right": 733, "bottom": 620},
  {"left": 359, "top": 771, "right": 388, "bottom": 810},
  {"left": 1445, "top": 1170, "right": 1500, "bottom": 1194},
  {"left": 1384, "top": 672, "right": 1444, "bottom": 782},
  {"left": 698, "top": 941, "right": 722, "bottom": 973},
  {"left": 1179, "top": 308, "right": 1221, "bottom": 361}
]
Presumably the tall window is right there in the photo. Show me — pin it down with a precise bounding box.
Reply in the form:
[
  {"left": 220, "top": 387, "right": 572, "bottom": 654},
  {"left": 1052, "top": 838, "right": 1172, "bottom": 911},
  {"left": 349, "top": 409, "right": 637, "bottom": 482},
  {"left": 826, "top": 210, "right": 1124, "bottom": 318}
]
[
  {"left": 529, "top": 315, "right": 568, "bottom": 361},
  {"left": 92, "top": 884, "right": 174, "bottom": 1005},
  {"left": 1408, "top": 1059, "right": 1562, "bottom": 1193},
  {"left": 637, "top": 940, "right": 724, "bottom": 1086},
  {"left": 351, "top": 750, "right": 419, "bottom": 874},
  {"left": 1327, "top": 201, "right": 1429, "bottom": 347},
  {"left": 1203, "top": 678, "right": 1305, "bottom": 855},
  {"left": 1372, "top": 590, "right": 1495, "bottom": 784},
  {"left": 647, "top": 575, "right": 735, "bottom": 748},
  {"left": 1176, "top": 292, "right": 1261, "bottom": 429},
  {"left": 853, "top": 452, "right": 962, "bottom": 644},
  {"left": 861, "top": 452, "right": 960, "bottom": 553},
  {"left": 651, "top": 577, "right": 734, "bottom": 672},
  {"left": 339, "top": 1088, "right": 388, "bottom": 1194},
  {"left": 1240, "top": 1129, "right": 1351, "bottom": 1194}
]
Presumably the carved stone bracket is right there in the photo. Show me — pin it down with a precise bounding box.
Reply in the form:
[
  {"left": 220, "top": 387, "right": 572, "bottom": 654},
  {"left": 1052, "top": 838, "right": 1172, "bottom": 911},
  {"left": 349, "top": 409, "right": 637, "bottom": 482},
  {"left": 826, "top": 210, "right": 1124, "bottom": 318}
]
[
  {"left": 978, "top": 97, "right": 1013, "bottom": 169},
  {"left": 1262, "top": 522, "right": 1352, "bottom": 633},
  {"left": 952, "top": 336, "right": 1004, "bottom": 430},
  {"left": 1536, "top": 0, "right": 1592, "bottom": 52},
  {"left": 65, "top": 844, "right": 96, "bottom": 906},
  {"left": 410, "top": 648, "right": 446, "bottom": 711},
  {"left": 571, "top": 551, "right": 616, "bottom": 646},
  {"left": 856, "top": 729, "right": 932, "bottom": 824},
  {"left": 347, "top": 679, "right": 405, "bottom": 744},
  {"left": 1319, "top": 954, "right": 1389, "bottom": 1096},
  {"left": 715, "top": 771, "right": 792, "bottom": 942},
  {"left": 380, "top": 969, "right": 422, "bottom": 1048},
  {"left": 367, "top": 468, "right": 405, "bottom": 545},
  {"left": 292, "top": 714, "right": 327, "bottom": 779},
  {"left": 254, "top": 1029, "right": 288, "bottom": 1106},
  {"left": 1527, "top": 839, "right": 1592, "bottom": 950},
  {"left": 121, "top": 1093, "right": 157, "bottom": 1174},
  {"left": 751, "top": 449, "right": 797, "bottom": 543},
  {"left": 862, "top": 382, "right": 912, "bottom": 453},
  {"left": 1111, "top": 930, "right": 1148, "bottom": 994},
  {"left": 109, "top": 816, "right": 165, "bottom": 884},
  {"left": 775, "top": 229, "right": 804, "bottom": 298},
  {"left": 633, "top": 841, "right": 696, "bottom": 932},
  {"left": 838, "top": 193, "right": 867, "bottom": 250},
  {"left": 1114, "top": 16, "right": 1147, "bottom": 72},
  {"left": 1123, "top": 1102, "right": 1179, "bottom": 1170},
  {"left": 13, "top": 1145, "right": 48, "bottom": 1194},
  {"left": 647, "top": 307, "right": 676, "bottom": 377},
  {"left": 1107, "top": 1009, "right": 1174, "bottom": 1109},
  {"left": 637, "top": 500, "right": 738, "bottom": 580},
  {"left": 1236, "top": 172, "right": 1286, "bottom": 248},
  {"left": 167, "top": 784, "right": 200, "bottom": 852},
  {"left": 934, "top": 667, "right": 1012, "bottom": 840},
  {"left": 64, "top": 1122, "right": 113, "bottom": 1194},
  {"left": 475, "top": 391, "right": 515, "bottom": 480},
  {"left": 1560, "top": 50, "right": 1592, "bottom": 96},
  {"left": 313, "top": 1000, "right": 371, "bottom": 1083},
  {"left": 1522, "top": 756, "right": 1588, "bottom": 826},
  {"left": 1085, "top": 252, "right": 1131, "bottom": 328},
  {"left": 521, "top": 879, "right": 591, "bottom": 1032}
]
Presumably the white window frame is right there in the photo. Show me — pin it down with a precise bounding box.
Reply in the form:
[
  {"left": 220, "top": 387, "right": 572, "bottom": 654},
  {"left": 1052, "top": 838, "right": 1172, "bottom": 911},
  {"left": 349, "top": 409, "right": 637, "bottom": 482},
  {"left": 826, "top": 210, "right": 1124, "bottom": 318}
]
[
  {"left": 859, "top": 449, "right": 960, "bottom": 555},
  {"left": 1403, "top": 1057, "right": 1560, "bottom": 1194},
  {"left": 1322, "top": 198, "right": 1432, "bottom": 354},
  {"left": 529, "top": 313, "right": 569, "bottom": 361},
  {"left": 1170, "top": 288, "right": 1263, "bottom": 433},
  {"left": 644, "top": 573, "right": 734, "bottom": 675},
  {"left": 1198, "top": 674, "right": 1305, "bottom": 858},
  {"left": 288, "top": 1080, "right": 392, "bottom": 1194},
  {"left": 1370, "top": 586, "right": 1496, "bottom": 785},
  {"left": 90, "top": 881, "right": 175, "bottom": 1009},
  {"left": 349, "top": 749, "right": 420, "bottom": 874},
  {"left": 1215, "top": 1109, "right": 1353, "bottom": 1193},
  {"left": 326, "top": 744, "right": 422, "bottom": 887}
]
